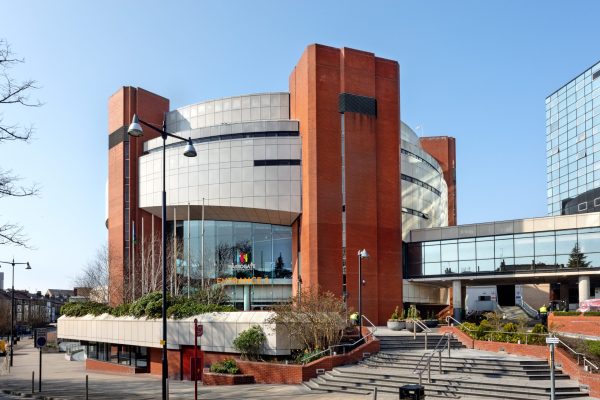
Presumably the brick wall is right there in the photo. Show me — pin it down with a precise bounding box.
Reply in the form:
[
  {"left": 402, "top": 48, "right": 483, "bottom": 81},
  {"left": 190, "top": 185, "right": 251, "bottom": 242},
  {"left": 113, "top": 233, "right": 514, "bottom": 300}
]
[
  {"left": 86, "top": 359, "right": 143, "bottom": 374},
  {"left": 202, "top": 373, "right": 254, "bottom": 385},
  {"left": 441, "top": 326, "right": 600, "bottom": 398},
  {"left": 549, "top": 314, "right": 600, "bottom": 338},
  {"left": 197, "top": 337, "right": 380, "bottom": 384}
]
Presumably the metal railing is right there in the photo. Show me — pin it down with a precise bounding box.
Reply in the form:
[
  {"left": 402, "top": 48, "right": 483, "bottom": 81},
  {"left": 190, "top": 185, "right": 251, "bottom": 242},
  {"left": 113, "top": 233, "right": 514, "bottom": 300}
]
[
  {"left": 300, "top": 314, "right": 377, "bottom": 364},
  {"left": 556, "top": 337, "right": 599, "bottom": 373},
  {"left": 516, "top": 298, "right": 539, "bottom": 319},
  {"left": 410, "top": 318, "right": 432, "bottom": 349},
  {"left": 412, "top": 332, "right": 453, "bottom": 384},
  {"left": 445, "top": 316, "right": 599, "bottom": 374},
  {"left": 447, "top": 315, "right": 548, "bottom": 345}
]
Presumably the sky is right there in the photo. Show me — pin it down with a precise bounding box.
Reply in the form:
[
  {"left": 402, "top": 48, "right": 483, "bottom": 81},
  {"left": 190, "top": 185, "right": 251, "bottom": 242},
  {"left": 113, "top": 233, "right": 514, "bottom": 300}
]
[{"left": 1, "top": 0, "right": 599, "bottom": 292}]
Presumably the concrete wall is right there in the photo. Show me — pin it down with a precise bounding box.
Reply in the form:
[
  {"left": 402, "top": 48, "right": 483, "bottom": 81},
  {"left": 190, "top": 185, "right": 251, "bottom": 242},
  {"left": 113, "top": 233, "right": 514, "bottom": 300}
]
[{"left": 57, "top": 311, "right": 293, "bottom": 355}]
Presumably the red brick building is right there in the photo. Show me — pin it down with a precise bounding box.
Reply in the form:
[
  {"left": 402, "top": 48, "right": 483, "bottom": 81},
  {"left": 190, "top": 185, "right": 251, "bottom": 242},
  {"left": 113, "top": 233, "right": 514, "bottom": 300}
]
[{"left": 106, "top": 44, "right": 455, "bottom": 323}]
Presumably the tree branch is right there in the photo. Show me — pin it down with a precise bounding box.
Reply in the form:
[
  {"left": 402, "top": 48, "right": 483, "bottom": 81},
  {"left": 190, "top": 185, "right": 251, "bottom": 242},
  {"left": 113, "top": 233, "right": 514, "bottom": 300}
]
[{"left": 0, "top": 222, "right": 28, "bottom": 247}]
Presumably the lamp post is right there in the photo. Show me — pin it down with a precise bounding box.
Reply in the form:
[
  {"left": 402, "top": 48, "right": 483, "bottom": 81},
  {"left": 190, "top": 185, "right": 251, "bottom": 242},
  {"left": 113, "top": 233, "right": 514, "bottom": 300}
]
[
  {"left": 0, "top": 259, "right": 31, "bottom": 367},
  {"left": 357, "top": 249, "right": 369, "bottom": 340},
  {"left": 127, "top": 114, "right": 197, "bottom": 400}
]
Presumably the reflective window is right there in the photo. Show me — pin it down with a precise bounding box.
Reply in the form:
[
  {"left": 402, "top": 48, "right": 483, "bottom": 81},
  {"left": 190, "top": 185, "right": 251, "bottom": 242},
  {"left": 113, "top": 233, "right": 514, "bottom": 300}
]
[
  {"left": 556, "top": 232, "right": 578, "bottom": 254},
  {"left": 424, "top": 243, "right": 441, "bottom": 263},
  {"left": 171, "top": 220, "right": 293, "bottom": 287},
  {"left": 441, "top": 240, "right": 458, "bottom": 261},
  {"left": 458, "top": 240, "right": 476, "bottom": 260},
  {"left": 534, "top": 235, "right": 555, "bottom": 255},
  {"left": 578, "top": 228, "right": 600, "bottom": 254},
  {"left": 407, "top": 227, "right": 600, "bottom": 277},
  {"left": 476, "top": 240, "right": 494, "bottom": 259},
  {"left": 514, "top": 235, "right": 534, "bottom": 257},
  {"left": 494, "top": 238, "right": 514, "bottom": 258}
]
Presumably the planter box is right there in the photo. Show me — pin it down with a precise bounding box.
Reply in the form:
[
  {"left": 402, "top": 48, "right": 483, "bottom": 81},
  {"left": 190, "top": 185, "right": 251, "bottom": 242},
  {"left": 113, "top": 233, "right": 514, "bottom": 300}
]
[
  {"left": 405, "top": 321, "right": 423, "bottom": 332},
  {"left": 387, "top": 320, "right": 405, "bottom": 330},
  {"left": 202, "top": 371, "right": 255, "bottom": 385}
]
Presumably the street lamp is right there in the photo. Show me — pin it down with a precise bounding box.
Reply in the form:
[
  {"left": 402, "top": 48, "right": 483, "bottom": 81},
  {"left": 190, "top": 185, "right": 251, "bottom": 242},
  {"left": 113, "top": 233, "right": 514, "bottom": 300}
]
[
  {"left": 127, "top": 113, "right": 197, "bottom": 400},
  {"left": 357, "top": 249, "right": 369, "bottom": 341},
  {"left": 0, "top": 259, "right": 31, "bottom": 366}
]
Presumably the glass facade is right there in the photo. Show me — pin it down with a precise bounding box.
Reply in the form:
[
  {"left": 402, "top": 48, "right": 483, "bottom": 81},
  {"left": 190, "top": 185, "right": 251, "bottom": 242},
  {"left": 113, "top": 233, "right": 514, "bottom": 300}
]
[
  {"left": 406, "top": 227, "right": 600, "bottom": 277},
  {"left": 84, "top": 342, "right": 148, "bottom": 369},
  {"left": 546, "top": 60, "right": 600, "bottom": 215},
  {"left": 172, "top": 220, "right": 293, "bottom": 281}
]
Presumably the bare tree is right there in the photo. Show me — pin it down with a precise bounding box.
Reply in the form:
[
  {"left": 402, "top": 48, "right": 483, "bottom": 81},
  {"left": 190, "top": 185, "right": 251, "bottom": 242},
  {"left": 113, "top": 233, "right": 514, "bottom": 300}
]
[
  {"left": 74, "top": 244, "right": 113, "bottom": 304},
  {"left": 268, "top": 288, "right": 347, "bottom": 353},
  {"left": 135, "top": 235, "right": 185, "bottom": 301},
  {"left": 0, "top": 39, "right": 41, "bottom": 247}
]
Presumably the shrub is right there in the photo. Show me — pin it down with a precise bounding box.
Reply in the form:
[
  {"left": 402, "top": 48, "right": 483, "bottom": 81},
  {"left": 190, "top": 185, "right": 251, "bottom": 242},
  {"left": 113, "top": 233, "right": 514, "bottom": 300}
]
[
  {"left": 389, "top": 306, "right": 400, "bottom": 321},
  {"left": 458, "top": 321, "right": 477, "bottom": 336},
  {"left": 475, "top": 319, "right": 493, "bottom": 340},
  {"left": 527, "top": 323, "right": 548, "bottom": 345},
  {"left": 60, "top": 302, "right": 110, "bottom": 317},
  {"left": 553, "top": 311, "right": 580, "bottom": 316},
  {"left": 167, "top": 297, "right": 235, "bottom": 319},
  {"left": 406, "top": 305, "right": 421, "bottom": 320},
  {"left": 583, "top": 311, "right": 600, "bottom": 316},
  {"left": 209, "top": 358, "right": 239, "bottom": 374},
  {"left": 129, "top": 291, "right": 167, "bottom": 318},
  {"left": 110, "top": 303, "right": 131, "bottom": 317},
  {"left": 233, "top": 325, "right": 266, "bottom": 361},
  {"left": 585, "top": 340, "right": 600, "bottom": 358}
]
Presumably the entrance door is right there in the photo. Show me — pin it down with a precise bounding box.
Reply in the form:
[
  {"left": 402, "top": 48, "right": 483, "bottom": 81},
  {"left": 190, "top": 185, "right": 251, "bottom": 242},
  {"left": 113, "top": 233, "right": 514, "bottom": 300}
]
[{"left": 497, "top": 285, "right": 516, "bottom": 306}]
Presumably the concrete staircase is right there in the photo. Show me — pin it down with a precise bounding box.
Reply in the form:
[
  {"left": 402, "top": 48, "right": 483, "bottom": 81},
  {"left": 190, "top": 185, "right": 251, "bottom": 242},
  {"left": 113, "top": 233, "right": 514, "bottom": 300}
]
[
  {"left": 377, "top": 333, "right": 465, "bottom": 352},
  {"left": 501, "top": 305, "right": 540, "bottom": 325},
  {"left": 304, "top": 345, "right": 591, "bottom": 399}
]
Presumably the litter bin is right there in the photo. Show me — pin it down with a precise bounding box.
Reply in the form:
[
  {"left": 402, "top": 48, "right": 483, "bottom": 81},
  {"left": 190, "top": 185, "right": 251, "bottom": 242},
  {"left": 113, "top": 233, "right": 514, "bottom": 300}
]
[{"left": 399, "top": 384, "right": 425, "bottom": 399}]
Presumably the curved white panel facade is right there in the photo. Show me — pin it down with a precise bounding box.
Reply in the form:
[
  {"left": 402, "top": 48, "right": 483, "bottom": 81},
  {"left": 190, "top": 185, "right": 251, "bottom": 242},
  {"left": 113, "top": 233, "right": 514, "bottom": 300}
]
[
  {"left": 401, "top": 121, "right": 448, "bottom": 240},
  {"left": 138, "top": 93, "right": 301, "bottom": 225}
]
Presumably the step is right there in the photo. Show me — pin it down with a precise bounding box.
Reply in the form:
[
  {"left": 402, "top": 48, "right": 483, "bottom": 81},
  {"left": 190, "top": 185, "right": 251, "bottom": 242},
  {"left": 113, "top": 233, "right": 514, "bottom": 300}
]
[
  {"left": 313, "top": 368, "right": 588, "bottom": 400},
  {"left": 374, "top": 352, "right": 553, "bottom": 367},
  {"left": 335, "top": 367, "right": 581, "bottom": 391},
  {"left": 365, "top": 352, "right": 569, "bottom": 380},
  {"left": 309, "top": 375, "right": 583, "bottom": 400}
]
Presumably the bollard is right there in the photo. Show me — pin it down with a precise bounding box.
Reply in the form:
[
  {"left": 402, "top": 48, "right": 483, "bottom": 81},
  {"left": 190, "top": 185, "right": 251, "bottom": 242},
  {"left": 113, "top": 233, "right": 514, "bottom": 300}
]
[
  {"left": 32, "top": 371, "right": 34, "bottom": 393},
  {"left": 371, "top": 386, "right": 378, "bottom": 399},
  {"left": 86, "top": 374, "right": 88, "bottom": 400}
]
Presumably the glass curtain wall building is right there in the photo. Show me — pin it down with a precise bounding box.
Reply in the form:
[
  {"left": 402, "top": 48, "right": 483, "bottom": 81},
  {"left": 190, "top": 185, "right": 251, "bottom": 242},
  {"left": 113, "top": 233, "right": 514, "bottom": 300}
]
[
  {"left": 406, "top": 226, "right": 600, "bottom": 278},
  {"left": 546, "top": 60, "right": 600, "bottom": 216},
  {"left": 173, "top": 220, "right": 292, "bottom": 281}
]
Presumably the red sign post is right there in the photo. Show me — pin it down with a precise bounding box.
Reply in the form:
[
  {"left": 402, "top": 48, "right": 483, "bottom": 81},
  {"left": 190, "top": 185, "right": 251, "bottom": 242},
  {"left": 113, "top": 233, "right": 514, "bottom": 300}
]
[{"left": 194, "top": 319, "right": 203, "bottom": 400}]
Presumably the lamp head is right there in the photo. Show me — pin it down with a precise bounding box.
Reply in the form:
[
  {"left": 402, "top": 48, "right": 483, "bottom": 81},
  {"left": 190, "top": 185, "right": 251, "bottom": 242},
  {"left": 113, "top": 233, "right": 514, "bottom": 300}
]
[
  {"left": 358, "top": 249, "right": 369, "bottom": 258},
  {"left": 183, "top": 138, "right": 197, "bottom": 157},
  {"left": 26, "top": 262, "right": 31, "bottom": 270},
  {"left": 127, "top": 114, "right": 143, "bottom": 137}
]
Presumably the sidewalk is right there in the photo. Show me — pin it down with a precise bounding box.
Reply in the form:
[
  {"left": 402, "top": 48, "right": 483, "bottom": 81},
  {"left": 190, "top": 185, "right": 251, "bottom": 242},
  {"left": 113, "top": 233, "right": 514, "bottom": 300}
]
[{"left": 0, "top": 339, "right": 367, "bottom": 399}]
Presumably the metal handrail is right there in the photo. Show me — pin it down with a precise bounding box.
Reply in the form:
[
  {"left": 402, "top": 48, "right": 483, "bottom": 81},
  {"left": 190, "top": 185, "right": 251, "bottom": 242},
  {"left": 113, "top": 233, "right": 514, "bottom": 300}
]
[
  {"left": 300, "top": 314, "right": 377, "bottom": 364},
  {"left": 446, "top": 315, "right": 549, "bottom": 345},
  {"left": 556, "top": 337, "right": 599, "bottom": 373},
  {"left": 446, "top": 316, "right": 599, "bottom": 373},
  {"left": 516, "top": 298, "right": 539, "bottom": 319},
  {"left": 412, "top": 332, "right": 452, "bottom": 384}
]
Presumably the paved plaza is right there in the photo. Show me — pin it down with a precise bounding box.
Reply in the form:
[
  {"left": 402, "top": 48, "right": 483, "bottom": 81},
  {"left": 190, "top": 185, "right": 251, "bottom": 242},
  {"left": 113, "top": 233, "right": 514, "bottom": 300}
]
[{"left": 0, "top": 339, "right": 375, "bottom": 400}]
